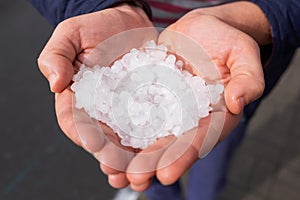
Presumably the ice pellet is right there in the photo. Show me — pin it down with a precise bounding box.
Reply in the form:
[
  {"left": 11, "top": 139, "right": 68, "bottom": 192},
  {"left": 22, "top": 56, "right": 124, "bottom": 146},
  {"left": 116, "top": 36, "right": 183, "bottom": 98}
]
[{"left": 71, "top": 40, "right": 224, "bottom": 149}]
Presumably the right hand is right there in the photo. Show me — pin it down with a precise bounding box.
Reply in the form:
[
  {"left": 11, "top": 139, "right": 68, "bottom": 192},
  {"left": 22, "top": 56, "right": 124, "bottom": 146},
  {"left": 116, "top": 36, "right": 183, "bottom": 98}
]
[{"left": 37, "top": 3, "right": 156, "bottom": 188}]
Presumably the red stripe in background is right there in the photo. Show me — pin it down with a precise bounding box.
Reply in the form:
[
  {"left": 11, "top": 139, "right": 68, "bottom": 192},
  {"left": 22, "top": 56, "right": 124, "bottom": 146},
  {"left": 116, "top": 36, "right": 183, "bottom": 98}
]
[
  {"left": 189, "top": 0, "right": 221, "bottom": 2},
  {"left": 147, "top": 0, "right": 190, "bottom": 13},
  {"left": 152, "top": 17, "right": 178, "bottom": 24}
]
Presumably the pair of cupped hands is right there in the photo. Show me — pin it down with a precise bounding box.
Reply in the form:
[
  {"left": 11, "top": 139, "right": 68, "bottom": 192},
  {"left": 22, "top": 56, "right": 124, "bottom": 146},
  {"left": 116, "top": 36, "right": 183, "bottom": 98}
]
[{"left": 38, "top": 2, "right": 267, "bottom": 191}]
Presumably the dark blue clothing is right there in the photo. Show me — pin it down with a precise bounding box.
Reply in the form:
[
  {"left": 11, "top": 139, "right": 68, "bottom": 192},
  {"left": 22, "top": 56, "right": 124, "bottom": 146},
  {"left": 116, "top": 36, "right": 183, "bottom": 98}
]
[
  {"left": 249, "top": 0, "right": 300, "bottom": 109},
  {"left": 29, "top": 0, "right": 151, "bottom": 26},
  {"left": 29, "top": 0, "right": 119, "bottom": 26}
]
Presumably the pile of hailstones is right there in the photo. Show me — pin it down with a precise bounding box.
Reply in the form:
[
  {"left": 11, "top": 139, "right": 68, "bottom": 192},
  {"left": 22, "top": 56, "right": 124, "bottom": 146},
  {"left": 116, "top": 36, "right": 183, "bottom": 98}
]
[{"left": 71, "top": 41, "right": 224, "bottom": 149}]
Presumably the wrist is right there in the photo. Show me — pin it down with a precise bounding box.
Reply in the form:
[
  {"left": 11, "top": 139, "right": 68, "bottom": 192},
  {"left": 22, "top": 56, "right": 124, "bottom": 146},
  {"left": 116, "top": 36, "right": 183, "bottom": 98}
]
[
  {"left": 112, "top": 3, "right": 153, "bottom": 26},
  {"left": 193, "top": 1, "right": 272, "bottom": 45},
  {"left": 111, "top": 0, "right": 152, "bottom": 21}
]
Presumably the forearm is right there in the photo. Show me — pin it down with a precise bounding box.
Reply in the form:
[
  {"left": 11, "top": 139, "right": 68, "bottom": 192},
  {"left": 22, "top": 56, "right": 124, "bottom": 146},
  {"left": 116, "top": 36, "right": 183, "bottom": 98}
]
[
  {"left": 194, "top": 0, "right": 300, "bottom": 48},
  {"left": 249, "top": 0, "right": 300, "bottom": 49},
  {"left": 191, "top": 1, "right": 272, "bottom": 46}
]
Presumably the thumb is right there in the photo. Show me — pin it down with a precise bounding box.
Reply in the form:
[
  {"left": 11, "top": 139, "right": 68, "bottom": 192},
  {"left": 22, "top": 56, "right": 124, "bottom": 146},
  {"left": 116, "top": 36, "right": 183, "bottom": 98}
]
[
  {"left": 225, "top": 38, "right": 265, "bottom": 114},
  {"left": 38, "top": 23, "right": 79, "bottom": 93}
]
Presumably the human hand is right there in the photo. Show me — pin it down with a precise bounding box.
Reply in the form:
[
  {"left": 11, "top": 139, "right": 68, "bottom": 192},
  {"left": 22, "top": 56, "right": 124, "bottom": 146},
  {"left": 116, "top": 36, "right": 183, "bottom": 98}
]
[
  {"left": 37, "top": 3, "right": 157, "bottom": 187},
  {"left": 115, "top": 7, "right": 266, "bottom": 190}
]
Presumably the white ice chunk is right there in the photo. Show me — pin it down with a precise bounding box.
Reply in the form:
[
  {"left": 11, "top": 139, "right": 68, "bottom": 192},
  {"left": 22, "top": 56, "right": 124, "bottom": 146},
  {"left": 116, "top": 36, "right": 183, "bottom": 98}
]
[
  {"left": 71, "top": 41, "right": 224, "bottom": 149},
  {"left": 165, "top": 54, "right": 176, "bottom": 65},
  {"left": 176, "top": 60, "right": 184, "bottom": 69}
]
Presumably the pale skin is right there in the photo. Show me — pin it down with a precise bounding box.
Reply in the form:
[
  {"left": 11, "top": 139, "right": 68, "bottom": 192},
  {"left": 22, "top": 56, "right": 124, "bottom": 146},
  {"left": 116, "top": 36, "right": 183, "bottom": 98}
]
[{"left": 38, "top": 2, "right": 270, "bottom": 192}]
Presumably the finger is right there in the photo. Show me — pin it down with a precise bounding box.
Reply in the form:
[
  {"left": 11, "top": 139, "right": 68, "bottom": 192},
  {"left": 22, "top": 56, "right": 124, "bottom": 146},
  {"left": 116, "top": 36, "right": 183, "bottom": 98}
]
[
  {"left": 156, "top": 126, "right": 204, "bottom": 185},
  {"left": 130, "top": 179, "right": 152, "bottom": 192},
  {"left": 127, "top": 172, "right": 154, "bottom": 188},
  {"left": 100, "top": 163, "right": 120, "bottom": 175},
  {"left": 38, "top": 21, "right": 80, "bottom": 92},
  {"left": 225, "top": 36, "right": 265, "bottom": 114},
  {"left": 55, "top": 88, "right": 81, "bottom": 146},
  {"left": 108, "top": 173, "right": 130, "bottom": 189},
  {"left": 94, "top": 141, "right": 135, "bottom": 172},
  {"left": 55, "top": 88, "right": 106, "bottom": 153},
  {"left": 126, "top": 136, "right": 174, "bottom": 185},
  {"left": 157, "top": 145, "right": 198, "bottom": 185}
]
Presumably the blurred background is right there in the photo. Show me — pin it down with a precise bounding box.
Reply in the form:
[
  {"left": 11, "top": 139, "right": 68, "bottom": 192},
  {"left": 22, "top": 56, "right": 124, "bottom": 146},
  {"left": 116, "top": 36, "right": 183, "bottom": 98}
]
[{"left": 1, "top": 1, "right": 300, "bottom": 200}]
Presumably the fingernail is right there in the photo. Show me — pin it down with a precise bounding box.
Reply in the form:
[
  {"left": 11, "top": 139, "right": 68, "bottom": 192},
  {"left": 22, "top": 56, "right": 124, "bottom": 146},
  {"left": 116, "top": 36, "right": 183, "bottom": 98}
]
[{"left": 48, "top": 73, "right": 57, "bottom": 91}]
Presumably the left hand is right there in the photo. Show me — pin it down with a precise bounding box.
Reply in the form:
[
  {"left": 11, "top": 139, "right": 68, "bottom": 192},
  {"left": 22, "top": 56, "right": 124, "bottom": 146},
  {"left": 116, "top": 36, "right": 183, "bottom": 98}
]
[{"left": 110, "top": 9, "right": 266, "bottom": 191}]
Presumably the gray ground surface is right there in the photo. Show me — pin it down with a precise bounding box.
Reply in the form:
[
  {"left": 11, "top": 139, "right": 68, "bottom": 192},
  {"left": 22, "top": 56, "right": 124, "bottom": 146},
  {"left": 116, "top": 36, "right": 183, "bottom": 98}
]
[
  {"left": 1, "top": 1, "right": 300, "bottom": 200},
  {"left": 0, "top": 1, "right": 116, "bottom": 200}
]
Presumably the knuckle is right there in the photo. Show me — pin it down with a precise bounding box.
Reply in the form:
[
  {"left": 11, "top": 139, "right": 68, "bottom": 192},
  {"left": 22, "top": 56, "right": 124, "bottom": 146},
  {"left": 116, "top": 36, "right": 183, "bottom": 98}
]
[
  {"left": 256, "top": 80, "right": 265, "bottom": 97},
  {"left": 56, "top": 17, "right": 80, "bottom": 36},
  {"left": 37, "top": 55, "right": 45, "bottom": 68}
]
